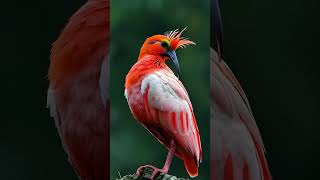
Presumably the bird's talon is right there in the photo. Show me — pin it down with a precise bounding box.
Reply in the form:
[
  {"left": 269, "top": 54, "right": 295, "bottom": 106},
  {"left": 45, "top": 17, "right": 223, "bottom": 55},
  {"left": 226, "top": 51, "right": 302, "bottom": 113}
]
[
  {"left": 136, "top": 165, "right": 154, "bottom": 177},
  {"left": 136, "top": 165, "right": 166, "bottom": 179},
  {"left": 151, "top": 171, "right": 159, "bottom": 179}
]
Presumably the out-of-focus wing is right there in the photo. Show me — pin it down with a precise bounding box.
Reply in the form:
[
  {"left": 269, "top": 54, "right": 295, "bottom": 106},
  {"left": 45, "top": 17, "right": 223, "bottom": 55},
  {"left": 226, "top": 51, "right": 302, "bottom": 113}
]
[
  {"left": 100, "top": 54, "right": 110, "bottom": 109},
  {"left": 211, "top": 48, "right": 271, "bottom": 180},
  {"left": 47, "top": 0, "right": 109, "bottom": 179}
]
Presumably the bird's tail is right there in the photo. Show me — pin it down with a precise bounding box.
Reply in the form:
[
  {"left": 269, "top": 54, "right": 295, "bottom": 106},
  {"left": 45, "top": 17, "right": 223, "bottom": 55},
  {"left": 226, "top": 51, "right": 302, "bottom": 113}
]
[{"left": 184, "top": 157, "right": 199, "bottom": 178}]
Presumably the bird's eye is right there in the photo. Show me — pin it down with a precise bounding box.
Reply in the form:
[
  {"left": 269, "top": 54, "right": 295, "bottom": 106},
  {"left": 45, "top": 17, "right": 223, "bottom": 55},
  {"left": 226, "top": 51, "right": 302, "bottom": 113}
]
[{"left": 161, "top": 41, "right": 169, "bottom": 48}]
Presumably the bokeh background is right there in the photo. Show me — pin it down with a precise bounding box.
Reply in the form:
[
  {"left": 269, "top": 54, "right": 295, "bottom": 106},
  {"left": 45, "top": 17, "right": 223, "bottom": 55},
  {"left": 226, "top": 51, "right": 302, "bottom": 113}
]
[
  {"left": 0, "top": 0, "right": 319, "bottom": 179},
  {"left": 1, "top": 0, "right": 86, "bottom": 179},
  {"left": 110, "top": 0, "right": 210, "bottom": 179}
]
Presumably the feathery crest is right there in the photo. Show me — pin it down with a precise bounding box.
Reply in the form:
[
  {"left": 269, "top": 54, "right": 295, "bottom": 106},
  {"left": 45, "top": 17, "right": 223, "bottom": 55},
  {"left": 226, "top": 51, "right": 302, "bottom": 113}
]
[{"left": 165, "top": 27, "right": 196, "bottom": 50}]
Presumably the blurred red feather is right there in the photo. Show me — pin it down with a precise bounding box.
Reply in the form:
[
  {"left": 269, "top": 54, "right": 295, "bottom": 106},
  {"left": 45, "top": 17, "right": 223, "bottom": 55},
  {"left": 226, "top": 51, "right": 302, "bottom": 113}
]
[
  {"left": 47, "top": 0, "right": 109, "bottom": 179},
  {"left": 211, "top": 48, "right": 272, "bottom": 180}
]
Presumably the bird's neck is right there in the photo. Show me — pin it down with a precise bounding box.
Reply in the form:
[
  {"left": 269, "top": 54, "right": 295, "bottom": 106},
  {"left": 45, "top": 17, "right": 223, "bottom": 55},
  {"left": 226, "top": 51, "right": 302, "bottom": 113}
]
[{"left": 125, "top": 55, "right": 169, "bottom": 89}]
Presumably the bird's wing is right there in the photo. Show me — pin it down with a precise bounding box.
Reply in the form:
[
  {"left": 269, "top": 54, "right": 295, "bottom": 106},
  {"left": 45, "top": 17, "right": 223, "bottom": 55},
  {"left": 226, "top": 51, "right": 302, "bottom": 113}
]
[
  {"left": 211, "top": 48, "right": 271, "bottom": 180},
  {"left": 141, "top": 70, "right": 202, "bottom": 168},
  {"left": 47, "top": 0, "right": 109, "bottom": 179},
  {"left": 99, "top": 54, "right": 109, "bottom": 109}
]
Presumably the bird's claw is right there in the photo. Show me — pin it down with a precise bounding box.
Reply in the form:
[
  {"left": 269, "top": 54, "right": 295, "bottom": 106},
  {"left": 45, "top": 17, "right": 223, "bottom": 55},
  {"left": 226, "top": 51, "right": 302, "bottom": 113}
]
[
  {"left": 136, "top": 165, "right": 167, "bottom": 179},
  {"left": 136, "top": 165, "right": 152, "bottom": 177},
  {"left": 150, "top": 169, "right": 162, "bottom": 179}
]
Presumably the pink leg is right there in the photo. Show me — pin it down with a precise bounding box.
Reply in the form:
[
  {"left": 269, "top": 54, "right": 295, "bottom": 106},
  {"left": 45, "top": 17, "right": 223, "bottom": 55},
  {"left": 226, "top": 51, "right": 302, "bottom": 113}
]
[{"left": 136, "top": 140, "right": 176, "bottom": 179}]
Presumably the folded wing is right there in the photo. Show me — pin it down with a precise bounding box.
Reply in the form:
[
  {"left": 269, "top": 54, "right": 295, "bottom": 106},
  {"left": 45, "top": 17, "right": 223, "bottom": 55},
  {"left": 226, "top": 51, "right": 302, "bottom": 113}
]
[{"left": 141, "top": 70, "right": 202, "bottom": 176}]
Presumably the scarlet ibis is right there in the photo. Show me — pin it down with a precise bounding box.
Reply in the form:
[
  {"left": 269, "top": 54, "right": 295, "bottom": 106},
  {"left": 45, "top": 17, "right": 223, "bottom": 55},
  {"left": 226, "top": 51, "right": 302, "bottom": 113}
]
[
  {"left": 211, "top": 0, "right": 272, "bottom": 179},
  {"left": 124, "top": 29, "right": 202, "bottom": 179},
  {"left": 47, "top": 0, "right": 109, "bottom": 179}
]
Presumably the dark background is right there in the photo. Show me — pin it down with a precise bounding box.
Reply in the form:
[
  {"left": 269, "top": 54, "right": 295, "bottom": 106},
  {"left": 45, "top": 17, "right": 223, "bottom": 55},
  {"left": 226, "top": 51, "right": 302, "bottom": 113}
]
[
  {"left": 1, "top": 0, "right": 86, "bottom": 179},
  {"left": 0, "top": 0, "right": 319, "bottom": 179},
  {"left": 219, "top": 0, "right": 320, "bottom": 179}
]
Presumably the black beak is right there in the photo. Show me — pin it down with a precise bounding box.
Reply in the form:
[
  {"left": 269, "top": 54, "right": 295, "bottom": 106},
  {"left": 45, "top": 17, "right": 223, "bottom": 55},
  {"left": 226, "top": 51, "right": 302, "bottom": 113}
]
[{"left": 166, "top": 50, "right": 180, "bottom": 77}]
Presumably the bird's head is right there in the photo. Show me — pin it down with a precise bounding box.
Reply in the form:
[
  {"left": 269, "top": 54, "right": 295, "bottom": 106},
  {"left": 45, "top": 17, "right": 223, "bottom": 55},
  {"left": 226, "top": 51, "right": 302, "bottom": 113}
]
[{"left": 138, "top": 28, "right": 195, "bottom": 75}]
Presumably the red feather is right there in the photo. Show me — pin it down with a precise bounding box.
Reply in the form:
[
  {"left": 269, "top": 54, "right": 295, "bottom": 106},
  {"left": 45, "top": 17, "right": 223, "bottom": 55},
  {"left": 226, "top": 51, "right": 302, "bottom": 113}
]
[{"left": 166, "top": 28, "right": 196, "bottom": 50}]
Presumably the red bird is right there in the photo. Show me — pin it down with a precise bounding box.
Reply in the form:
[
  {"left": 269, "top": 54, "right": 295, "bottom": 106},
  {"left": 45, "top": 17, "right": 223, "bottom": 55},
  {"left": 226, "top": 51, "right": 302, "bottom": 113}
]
[
  {"left": 211, "top": 0, "right": 272, "bottom": 179},
  {"left": 47, "top": 0, "right": 109, "bottom": 179},
  {"left": 125, "top": 29, "right": 202, "bottom": 179}
]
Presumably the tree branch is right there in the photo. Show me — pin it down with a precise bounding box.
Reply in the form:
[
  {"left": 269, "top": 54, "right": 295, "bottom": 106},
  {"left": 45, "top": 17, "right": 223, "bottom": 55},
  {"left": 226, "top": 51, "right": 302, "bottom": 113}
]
[{"left": 117, "top": 168, "right": 189, "bottom": 180}]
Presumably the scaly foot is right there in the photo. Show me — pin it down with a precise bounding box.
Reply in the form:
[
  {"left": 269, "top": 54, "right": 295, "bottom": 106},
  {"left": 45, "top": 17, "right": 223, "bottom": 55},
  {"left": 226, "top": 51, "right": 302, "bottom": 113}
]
[{"left": 136, "top": 165, "right": 168, "bottom": 179}]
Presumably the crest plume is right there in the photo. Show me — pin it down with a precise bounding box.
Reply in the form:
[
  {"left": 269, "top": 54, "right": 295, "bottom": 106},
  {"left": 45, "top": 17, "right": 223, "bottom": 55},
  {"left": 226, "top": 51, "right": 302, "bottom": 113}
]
[{"left": 165, "top": 27, "right": 196, "bottom": 50}]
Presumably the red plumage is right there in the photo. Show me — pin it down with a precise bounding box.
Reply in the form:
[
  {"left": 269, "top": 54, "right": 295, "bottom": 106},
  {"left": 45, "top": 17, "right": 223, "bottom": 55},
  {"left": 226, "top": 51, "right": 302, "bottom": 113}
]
[{"left": 47, "top": 0, "right": 109, "bottom": 179}]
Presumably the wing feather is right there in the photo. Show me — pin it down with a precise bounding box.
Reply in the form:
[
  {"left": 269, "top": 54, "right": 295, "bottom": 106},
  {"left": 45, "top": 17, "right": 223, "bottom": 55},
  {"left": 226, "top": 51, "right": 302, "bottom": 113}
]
[
  {"left": 211, "top": 48, "right": 271, "bottom": 180},
  {"left": 47, "top": 0, "right": 109, "bottom": 179},
  {"left": 141, "top": 71, "right": 201, "bottom": 162}
]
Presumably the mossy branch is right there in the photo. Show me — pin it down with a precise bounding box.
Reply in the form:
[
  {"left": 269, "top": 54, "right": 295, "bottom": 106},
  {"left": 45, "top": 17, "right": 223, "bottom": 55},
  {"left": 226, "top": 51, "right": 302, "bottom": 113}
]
[{"left": 116, "top": 168, "right": 189, "bottom": 180}]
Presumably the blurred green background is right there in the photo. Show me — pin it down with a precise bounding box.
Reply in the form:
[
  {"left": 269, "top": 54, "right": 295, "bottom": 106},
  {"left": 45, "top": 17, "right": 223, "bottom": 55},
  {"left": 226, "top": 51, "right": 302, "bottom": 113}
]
[{"left": 110, "top": 0, "right": 210, "bottom": 179}]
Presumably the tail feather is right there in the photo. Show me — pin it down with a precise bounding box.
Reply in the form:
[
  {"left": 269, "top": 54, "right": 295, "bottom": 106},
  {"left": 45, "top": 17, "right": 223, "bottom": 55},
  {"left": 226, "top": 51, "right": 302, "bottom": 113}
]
[{"left": 184, "top": 157, "right": 199, "bottom": 178}]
